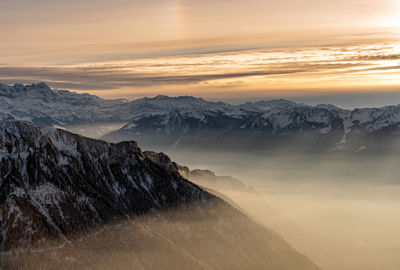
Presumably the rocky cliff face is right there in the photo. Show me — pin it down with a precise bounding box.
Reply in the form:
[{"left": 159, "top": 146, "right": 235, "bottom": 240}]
[{"left": 0, "top": 121, "right": 210, "bottom": 249}]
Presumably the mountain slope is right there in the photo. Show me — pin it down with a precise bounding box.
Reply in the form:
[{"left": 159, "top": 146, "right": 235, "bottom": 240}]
[
  {"left": 0, "top": 121, "right": 210, "bottom": 249},
  {"left": 0, "top": 121, "right": 319, "bottom": 270}
]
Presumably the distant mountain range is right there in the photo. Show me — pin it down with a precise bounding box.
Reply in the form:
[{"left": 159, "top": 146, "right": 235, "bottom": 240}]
[
  {"left": 0, "top": 121, "right": 319, "bottom": 270},
  {"left": 102, "top": 94, "right": 400, "bottom": 153},
  {"left": 2, "top": 82, "right": 400, "bottom": 153}
]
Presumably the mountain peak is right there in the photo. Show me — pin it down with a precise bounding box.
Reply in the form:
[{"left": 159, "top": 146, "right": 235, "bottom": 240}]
[
  {"left": 0, "top": 82, "right": 53, "bottom": 97},
  {"left": 134, "top": 95, "right": 217, "bottom": 110},
  {"left": 30, "top": 82, "right": 51, "bottom": 89},
  {"left": 152, "top": 94, "right": 170, "bottom": 100}
]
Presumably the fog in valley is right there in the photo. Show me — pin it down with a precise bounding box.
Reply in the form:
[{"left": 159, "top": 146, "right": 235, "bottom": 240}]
[
  {"left": 69, "top": 125, "right": 400, "bottom": 270},
  {"left": 63, "top": 123, "right": 127, "bottom": 139},
  {"left": 153, "top": 148, "right": 400, "bottom": 270}
]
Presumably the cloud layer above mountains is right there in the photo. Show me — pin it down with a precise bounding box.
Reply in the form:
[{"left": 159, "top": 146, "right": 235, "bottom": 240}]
[
  {"left": 1, "top": 41, "right": 399, "bottom": 103},
  {"left": 1, "top": 0, "right": 399, "bottom": 104}
]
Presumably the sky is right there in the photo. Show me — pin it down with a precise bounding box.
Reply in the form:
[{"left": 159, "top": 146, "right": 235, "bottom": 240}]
[{"left": 0, "top": 0, "right": 400, "bottom": 107}]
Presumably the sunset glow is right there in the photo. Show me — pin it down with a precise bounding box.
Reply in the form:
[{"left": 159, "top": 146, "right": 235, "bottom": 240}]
[{"left": 0, "top": 0, "right": 399, "bottom": 103}]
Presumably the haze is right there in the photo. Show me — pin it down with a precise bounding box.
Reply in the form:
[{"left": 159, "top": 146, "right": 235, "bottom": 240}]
[
  {"left": 33, "top": 121, "right": 400, "bottom": 270},
  {"left": 161, "top": 148, "right": 400, "bottom": 270}
]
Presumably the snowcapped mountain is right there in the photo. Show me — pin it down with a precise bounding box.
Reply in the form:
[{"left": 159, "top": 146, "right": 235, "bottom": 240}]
[
  {"left": 117, "top": 94, "right": 238, "bottom": 120},
  {"left": 0, "top": 121, "right": 319, "bottom": 270},
  {"left": 101, "top": 95, "right": 343, "bottom": 149},
  {"left": 2, "top": 82, "right": 400, "bottom": 152},
  {"left": 0, "top": 82, "right": 126, "bottom": 126},
  {"left": 103, "top": 95, "right": 400, "bottom": 153}
]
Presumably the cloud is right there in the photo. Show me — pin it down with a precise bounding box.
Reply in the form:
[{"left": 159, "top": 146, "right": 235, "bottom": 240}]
[
  {"left": 0, "top": 42, "right": 399, "bottom": 93},
  {"left": 0, "top": 64, "right": 362, "bottom": 90},
  {"left": 349, "top": 54, "right": 400, "bottom": 61}
]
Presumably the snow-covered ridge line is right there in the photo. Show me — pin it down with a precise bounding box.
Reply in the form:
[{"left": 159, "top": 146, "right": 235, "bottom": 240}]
[
  {"left": 103, "top": 91, "right": 400, "bottom": 152},
  {"left": 2, "top": 82, "right": 400, "bottom": 152},
  {"left": 2, "top": 82, "right": 400, "bottom": 129}
]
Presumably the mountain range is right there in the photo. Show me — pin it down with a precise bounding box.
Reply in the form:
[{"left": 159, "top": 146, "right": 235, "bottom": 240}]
[{"left": 2, "top": 82, "right": 400, "bottom": 153}]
